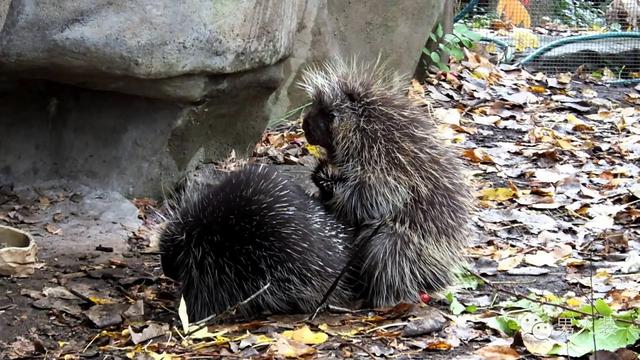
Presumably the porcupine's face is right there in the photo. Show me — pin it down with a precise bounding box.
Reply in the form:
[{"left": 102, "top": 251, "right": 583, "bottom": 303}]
[{"left": 302, "top": 105, "right": 335, "bottom": 154}]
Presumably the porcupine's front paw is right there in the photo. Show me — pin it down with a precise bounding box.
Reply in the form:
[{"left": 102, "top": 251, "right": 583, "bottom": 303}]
[{"left": 312, "top": 158, "right": 344, "bottom": 202}]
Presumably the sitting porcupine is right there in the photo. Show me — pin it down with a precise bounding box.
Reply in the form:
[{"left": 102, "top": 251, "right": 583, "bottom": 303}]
[
  {"left": 299, "top": 59, "right": 472, "bottom": 306},
  {"left": 159, "top": 165, "right": 353, "bottom": 321}
]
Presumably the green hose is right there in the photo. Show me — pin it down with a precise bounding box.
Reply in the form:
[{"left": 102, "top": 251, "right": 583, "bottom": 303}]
[
  {"left": 518, "top": 32, "right": 640, "bottom": 65},
  {"left": 480, "top": 36, "right": 515, "bottom": 63},
  {"left": 454, "top": 0, "right": 480, "bottom": 22},
  {"left": 517, "top": 32, "right": 640, "bottom": 83},
  {"left": 454, "top": 2, "right": 640, "bottom": 83}
]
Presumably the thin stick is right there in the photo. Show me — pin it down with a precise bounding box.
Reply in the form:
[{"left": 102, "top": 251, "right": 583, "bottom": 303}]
[
  {"left": 589, "top": 250, "right": 597, "bottom": 357},
  {"left": 350, "top": 342, "right": 377, "bottom": 359},
  {"left": 365, "top": 322, "right": 409, "bottom": 334},
  {"left": 308, "top": 221, "right": 385, "bottom": 321},
  {"left": 186, "top": 282, "right": 271, "bottom": 336},
  {"left": 66, "top": 287, "right": 96, "bottom": 305}
]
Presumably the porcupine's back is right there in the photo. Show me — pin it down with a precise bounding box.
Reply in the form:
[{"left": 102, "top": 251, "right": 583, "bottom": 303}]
[
  {"left": 159, "top": 165, "right": 353, "bottom": 321},
  {"left": 300, "top": 59, "right": 473, "bottom": 305}
]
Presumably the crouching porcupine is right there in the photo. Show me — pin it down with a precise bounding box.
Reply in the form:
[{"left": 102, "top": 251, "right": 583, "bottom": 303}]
[
  {"left": 159, "top": 165, "right": 353, "bottom": 321},
  {"left": 300, "top": 59, "right": 473, "bottom": 307}
]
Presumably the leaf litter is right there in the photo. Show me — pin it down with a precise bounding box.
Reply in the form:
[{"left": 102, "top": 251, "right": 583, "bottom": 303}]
[{"left": 1, "top": 50, "right": 639, "bottom": 359}]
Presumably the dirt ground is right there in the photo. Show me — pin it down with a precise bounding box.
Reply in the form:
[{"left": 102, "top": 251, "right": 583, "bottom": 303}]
[
  {"left": 0, "top": 169, "right": 611, "bottom": 360},
  {"left": 1, "top": 77, "right": 639, "bottom": 359}
]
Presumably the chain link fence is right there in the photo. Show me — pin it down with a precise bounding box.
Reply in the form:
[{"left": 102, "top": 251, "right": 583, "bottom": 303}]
[{"left": 457, "top": 0, "right": 640, "bottom": 80}]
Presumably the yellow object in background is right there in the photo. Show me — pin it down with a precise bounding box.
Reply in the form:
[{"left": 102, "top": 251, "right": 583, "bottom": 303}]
[
  {"left": 497, "top": 0, "right": 532, "bottom": 28},
  {"left": 513, "top": 28, "right": 540, "bottom": 52}
]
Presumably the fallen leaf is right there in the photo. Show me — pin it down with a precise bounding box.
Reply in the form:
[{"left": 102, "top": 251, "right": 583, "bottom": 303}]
[
  {"left": 45, "top": 224, "right": 63, "bottom": 235},
  {"left": 282, "top": 326, "right": 328, "bottom": 345},
  {"left": 497, "top": 254, "right": 524, "bottom": 271},
  {"left": 475, "top": 345, "right": 521, "bottom": 360},
  {"left": 270, "top": 334, "right": 315, "bottom": 358},
  {"left": 524, "top": 251, "right": 558, "bottom": 267}
]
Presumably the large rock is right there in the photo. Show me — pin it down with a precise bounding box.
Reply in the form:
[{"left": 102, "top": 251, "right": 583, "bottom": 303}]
[
  {"left": 271, "top": 0, "right": 446, "bottom": 122},
  {"left": 0, "top": 1, "right": 297, "bottom": 196},
  {"left": 0, "top": 0, "right": 297, "bottom": 101},
  {"left": 0, "top": 0, "right": 447, "bottom": 196}
]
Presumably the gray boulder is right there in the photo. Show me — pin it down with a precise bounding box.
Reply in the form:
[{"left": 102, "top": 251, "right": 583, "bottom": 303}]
[
  {"left": 0, "top": 0, "right": 446, "bottom": 196},
  {"left": 0, "top": 0, "right": 297, "bottom": 101}
]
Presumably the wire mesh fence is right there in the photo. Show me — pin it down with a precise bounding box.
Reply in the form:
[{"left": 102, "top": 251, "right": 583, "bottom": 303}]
[{"left": 456, "top": 0, "right": 640, "bottom": 80}]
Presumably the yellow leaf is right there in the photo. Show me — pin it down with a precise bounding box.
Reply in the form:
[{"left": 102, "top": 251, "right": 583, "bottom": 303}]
[
  {"left": 556, "top": 138, "right": 574, "bottom": 150},
  {"left": 565, "top": 258, "right": 586, "bottom": 266},
  {"left": 462, "top": 148, "right": 495, "bottom": 164},
  {"left": 480, "top": 188, "right": 517, "bottom": 201},
  {"left": 189, "top": 327, "right": 229, "bottom": 340},
  {"left": 529, "top": 85, "right": 546, "bottom": 94},
  {"left": 497, "top": 0, "right": 531, "bottom": 28},
  {"left": 305, "top": 144, "right": 324, "bottom": 158},
  {"left": 282, "top": 326, "right": 328, "bottom": 345},
  {"left": 271, "top": 335, "right": 316, "bottom": 358},
  {"left": 566, "top": 297, "right": 582, "bottom": 307},
  {"left": 89, "top": 297, "right": 114, "bottom": 305},
  {"left": 566, "top": 113, "right": 580, "bottom": 124},
  {"left": 513, "top": 28, "right": 539, "bottom": 52},
  {"left": 254, "top": 334, "right": 274, "bottom": 345}
]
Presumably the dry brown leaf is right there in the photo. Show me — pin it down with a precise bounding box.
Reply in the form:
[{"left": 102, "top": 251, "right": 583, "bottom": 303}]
[
  {"left": 44, "top": 224, "right": 63, "bottom": 236},
  {"left": 475, "top": 345, "right": 521, "bottom": 360},
  {"left": 462, "top": 148, "right": 495, "bottom": 164}
]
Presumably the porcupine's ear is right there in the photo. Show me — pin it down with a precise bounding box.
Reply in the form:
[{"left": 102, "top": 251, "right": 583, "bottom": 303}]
[{"left": 343, "top": 89, "right": 359, "bottom": 103}]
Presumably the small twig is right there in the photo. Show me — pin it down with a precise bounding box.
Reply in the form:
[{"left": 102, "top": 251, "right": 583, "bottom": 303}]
[
  {"left": 326, "top": 304, "right": 357, "bottom": 314},
  {"left": 492, "top": 223, "right": 527, "bottom": 231},
  {"left": 82, "top": 332, "right": 102, "bottom": 353},
  {"left": 0, "top": 303, "right": 17, "bottom": 311},
  {"left": 365, "top": 322, "right": 408, "bottom": 334},
  {"left": 350, "top": 342, "right": 377, "bottom": 360},
  {"left": 566, "top": 208, "right": 591, "bottom": 221},
  {"left": 186, "top": 282, "right": 271, "bottom": 336},
  {"left": 489, "top": 279, "right": 538, "bottom": 285},
  {"left": 308, "top": 221, "right": 385, "bottom": 321},
  {"left": 139, "top": 251, "right": 163, "bottom": 255},
  {"left": 95, "top": 245, "right": 114, "bottom": 253},
  {"left": 66, "top": 287, "right": 96, "bottom": 305},
  {"left": 461, "top": 99, "right": 491, "bottom": 117},
  {"left": 589, "top": 250, "right": 597, "bottom": 358}
]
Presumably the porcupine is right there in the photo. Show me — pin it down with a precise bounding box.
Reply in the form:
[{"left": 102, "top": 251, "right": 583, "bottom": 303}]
[
  {"left": 299, "top": 59, "right": 473, "bottom": 307},
  {"left": 159, "top": 165, "right": 354, "bottom": 321}
]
